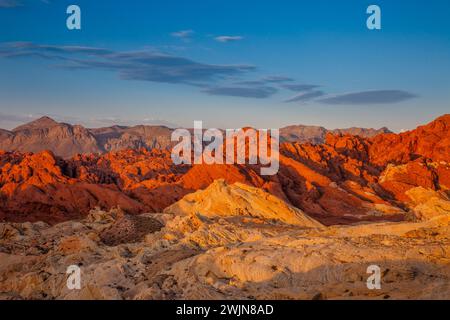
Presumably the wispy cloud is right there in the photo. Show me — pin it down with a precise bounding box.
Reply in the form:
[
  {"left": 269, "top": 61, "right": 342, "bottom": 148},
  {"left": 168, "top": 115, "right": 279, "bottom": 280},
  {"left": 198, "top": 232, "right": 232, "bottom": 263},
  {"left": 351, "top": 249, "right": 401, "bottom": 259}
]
[
  {"left": 0, "top": 0, "right": 52, "bottom": 8},
  {"left": 0, "top": 42, "right": 419, "bottom": 105},
  {"left": 6, "top": 42, "right": 113, "bottom": 55},
  {"left": 87, "top": 117, "right": 179, "bottom": 128},
  {"left": 262, "top": 76, "right": 294, "bottom": 83},
  {"left": 0, "top": 112, "right": 35, "bottom": 124},
  {"left": 281, "top": 84, "right": 320, "bottom": 92},
  {"left": 284, "top": 90, "right": 325, "bottom": 103},
  {"left": 0, "top": 0, "right": 21, "bottom": 8},
  {"left": 214, "top": 35, "right": 244, "bottom": 43},
  {"left": 0, "top": 42, "right": 256, "bottom": 87},
  {"left": 235, "top": 76, "right": 295, "bottom": 86},
  {"left": 234, "top": 80, "right": 266, "bottom": 86},
  {"left": 203, "top": 86, "right": 277, "bottom": 98},
  {"left": 171, "top": 30, "right": 194, "bottom": 42},
  {"left": 319, "top": 90, "right": 417, "bottom": 105}
]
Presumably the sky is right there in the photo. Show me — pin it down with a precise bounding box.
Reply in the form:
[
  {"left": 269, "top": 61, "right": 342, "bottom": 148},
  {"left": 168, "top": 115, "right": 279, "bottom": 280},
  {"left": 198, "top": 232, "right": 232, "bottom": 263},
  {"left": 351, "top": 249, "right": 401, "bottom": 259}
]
[{"left": 0, "top": 0, "right": 449, "bottom": 131}]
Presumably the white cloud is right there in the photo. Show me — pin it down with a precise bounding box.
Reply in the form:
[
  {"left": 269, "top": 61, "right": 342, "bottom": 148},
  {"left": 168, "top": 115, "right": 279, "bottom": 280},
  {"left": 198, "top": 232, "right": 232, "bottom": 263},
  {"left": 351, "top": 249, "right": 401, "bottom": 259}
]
[
  {"left": 170, "top": 30, "right": 194, "bottom": 41},
  {"left": 214, "top": 36, "right": 244, "bottom": 43}
]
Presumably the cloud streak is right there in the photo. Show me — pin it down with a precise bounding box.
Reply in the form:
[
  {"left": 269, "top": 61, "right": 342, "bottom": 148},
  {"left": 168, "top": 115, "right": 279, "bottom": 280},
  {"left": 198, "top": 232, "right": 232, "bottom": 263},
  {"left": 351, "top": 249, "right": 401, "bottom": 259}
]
[
  {"left": 0, "top": 112, "right": 35, "bottom": 124},
  {"left": 262, "top": 76, "right": 294, "bottom": 83},
  {"left": 319, "top": 90, "right": 417, "bottom": 105},
  {"left": 284, "top": 90, "right": 325, "bottom": 103},
  {"left": 0, "top": 0, "right": 21, "bottom": 8},
  {"left": 7, "top": 42, "right": 113, "bottom": 55},
  {"left": 281, "top": 84, "right": 320, "bottom": 92},
  {"left": 0, "top": 42, "right": 256, "bottom": 86},
  {"left": 171, "top": 30, "right": 194, "bottom": 42},
  {"left": 214, "top": 36, "right": 244, "bottom": 43},
  {"left": 203, "top": 86, "right": 277, "bottom": 98},
  {"left": 0, "top": 42, "right": 418, "bottom": 104}
]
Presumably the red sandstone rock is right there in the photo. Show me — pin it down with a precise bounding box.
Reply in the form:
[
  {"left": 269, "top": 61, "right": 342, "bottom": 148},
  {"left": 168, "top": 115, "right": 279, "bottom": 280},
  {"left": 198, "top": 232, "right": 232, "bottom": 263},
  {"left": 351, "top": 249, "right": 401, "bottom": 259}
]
[{"left": 0, "top": 114, "right": 448, "bottom": 225}]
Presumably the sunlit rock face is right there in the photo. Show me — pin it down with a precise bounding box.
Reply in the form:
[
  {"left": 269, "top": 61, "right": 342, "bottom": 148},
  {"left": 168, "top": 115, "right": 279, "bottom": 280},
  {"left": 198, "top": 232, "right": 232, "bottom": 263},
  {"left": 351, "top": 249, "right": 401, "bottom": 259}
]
[
  {"left": 0, "top": 115, "right": 449, "bottom": 300},
  {"left": 0, "top": 114, "right": 449, "bottom": 225},
  {"left": 0, "top": 200, "right": 449, "bottom": 300}
]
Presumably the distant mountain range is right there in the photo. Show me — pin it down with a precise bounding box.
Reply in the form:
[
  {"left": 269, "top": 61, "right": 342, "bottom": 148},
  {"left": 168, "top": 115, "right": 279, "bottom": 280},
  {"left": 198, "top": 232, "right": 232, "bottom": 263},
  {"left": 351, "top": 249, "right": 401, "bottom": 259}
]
[
  {"left": 0, "top": 116, "right": 392, "bottom": 158},
  {"left": 279, "top": 125, "right": 391, "bottom": 144}
]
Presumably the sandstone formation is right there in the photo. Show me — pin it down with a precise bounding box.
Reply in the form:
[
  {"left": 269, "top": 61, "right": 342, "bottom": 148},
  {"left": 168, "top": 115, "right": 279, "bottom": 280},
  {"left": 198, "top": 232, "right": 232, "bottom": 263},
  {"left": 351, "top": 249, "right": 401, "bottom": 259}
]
[
  {"left": 164, "top": 179, "right": 323, "bottom": 228},
  {"left": 0, "top": 199, "right": 448, "bottom": 300},
  {"left": 0, "top": 114, "right": 449, "bottom": 300},
  {"left": 0, "top": 114, "right": 449, "bottom": 225}
]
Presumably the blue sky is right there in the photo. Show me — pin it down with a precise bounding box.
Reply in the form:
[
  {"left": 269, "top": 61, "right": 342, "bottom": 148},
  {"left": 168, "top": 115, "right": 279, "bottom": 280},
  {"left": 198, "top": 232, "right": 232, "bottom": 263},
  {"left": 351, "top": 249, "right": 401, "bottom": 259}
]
[{"left": 0, "top": 0, "right": 449, "bottom": 131}]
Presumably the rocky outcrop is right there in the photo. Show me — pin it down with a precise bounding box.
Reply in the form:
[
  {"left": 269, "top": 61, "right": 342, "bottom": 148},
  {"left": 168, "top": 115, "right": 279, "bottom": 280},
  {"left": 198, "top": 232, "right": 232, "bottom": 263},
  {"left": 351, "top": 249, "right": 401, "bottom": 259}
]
[
  {"left": 0, "top": 115, "right": 449, "bottom": 301},
  {"left": 165, "top": 179, "right": 323, "bottom": 228},
  {"left": 0, "top": 115, "right": 449, "bottom": 225},
  {"left": 405, "top": 187, "right": 450, "bottom": 221},
  {"left": 369, "top": 114, "right": 450, "bottom": 165},
  {"left": 0, "top": 151, "right": 145, "bottom": 223},
  {"left": 0, "top": 203, "right": 449, "bottom": 300}
]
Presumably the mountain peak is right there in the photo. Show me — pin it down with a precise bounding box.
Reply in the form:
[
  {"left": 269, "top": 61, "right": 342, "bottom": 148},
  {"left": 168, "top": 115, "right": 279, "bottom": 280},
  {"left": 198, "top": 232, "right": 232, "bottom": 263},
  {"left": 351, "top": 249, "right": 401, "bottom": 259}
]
[{"left": 13, "top": 116, "right": 60, "bottom": 132}]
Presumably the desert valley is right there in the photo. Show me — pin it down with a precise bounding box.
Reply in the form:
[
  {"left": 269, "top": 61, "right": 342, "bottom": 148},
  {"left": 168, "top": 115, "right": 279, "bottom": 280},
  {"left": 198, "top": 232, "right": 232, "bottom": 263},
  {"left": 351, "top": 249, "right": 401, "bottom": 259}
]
[{"left": 0, "top": 114, "right": 449, "bottom": 300}]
